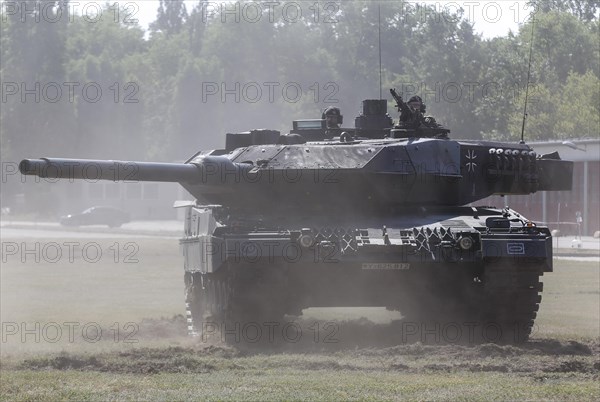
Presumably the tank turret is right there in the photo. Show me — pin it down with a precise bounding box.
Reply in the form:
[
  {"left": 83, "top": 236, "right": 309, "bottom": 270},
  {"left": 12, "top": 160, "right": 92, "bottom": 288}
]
[{"left": 20, "top": 142, "right": 572, "bottom": 214}]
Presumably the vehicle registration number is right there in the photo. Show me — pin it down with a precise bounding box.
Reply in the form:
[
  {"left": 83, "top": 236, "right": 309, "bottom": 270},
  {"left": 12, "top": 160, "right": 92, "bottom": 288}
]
[{"left": 361, "top": 263, "right": 410, "bottom": 270}]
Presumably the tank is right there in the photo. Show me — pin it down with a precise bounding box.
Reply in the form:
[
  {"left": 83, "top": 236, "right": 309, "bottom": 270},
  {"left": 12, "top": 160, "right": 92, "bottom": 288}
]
[{"left": 19, "top": 90, "right": 573, "bottom": 344}]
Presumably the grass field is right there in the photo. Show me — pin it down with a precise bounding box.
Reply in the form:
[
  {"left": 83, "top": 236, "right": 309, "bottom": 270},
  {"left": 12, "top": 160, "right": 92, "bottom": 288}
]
[{"left": 1, "top": 236, "right": 599, "bottom": 400}]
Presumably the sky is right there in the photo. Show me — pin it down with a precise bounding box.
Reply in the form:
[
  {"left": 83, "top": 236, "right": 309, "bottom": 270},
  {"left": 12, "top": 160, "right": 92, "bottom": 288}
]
[{"left": 71, "top": 0, "right": 531, "bottom": 39}]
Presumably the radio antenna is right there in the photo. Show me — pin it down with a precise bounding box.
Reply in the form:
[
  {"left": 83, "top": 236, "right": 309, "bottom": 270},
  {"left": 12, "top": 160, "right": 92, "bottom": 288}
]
[
  {"left": 378, "top": 3, "right": 382, "bottom": 99},
  {"left": 520, "top": 12, "right": 536, "bottom": 144}
]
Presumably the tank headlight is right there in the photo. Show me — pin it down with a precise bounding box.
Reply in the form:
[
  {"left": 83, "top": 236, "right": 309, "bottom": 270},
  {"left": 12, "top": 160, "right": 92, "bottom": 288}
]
[
  {"left": 459, "top": 236, "right": 473, "bottom": 250},
  {"left": 299, "top": 233, "right": 314, "bottom": 248}
]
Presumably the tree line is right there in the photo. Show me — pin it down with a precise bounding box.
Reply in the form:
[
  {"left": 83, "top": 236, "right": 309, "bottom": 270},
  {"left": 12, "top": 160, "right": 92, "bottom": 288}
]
[{"left": 1, "top": 0, "right": 598, "bottom": 168}]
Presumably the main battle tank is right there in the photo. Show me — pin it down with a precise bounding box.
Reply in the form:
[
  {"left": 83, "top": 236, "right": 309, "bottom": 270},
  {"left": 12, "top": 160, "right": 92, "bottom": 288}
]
[{"left": 20, "top": 90, "right": 573, "bottom": 343}]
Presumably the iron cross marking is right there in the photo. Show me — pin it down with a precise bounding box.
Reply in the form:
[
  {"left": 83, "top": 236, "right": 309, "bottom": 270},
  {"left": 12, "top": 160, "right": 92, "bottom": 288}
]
[{"left": 466, "top": 149, "right": 477, "bottom": 173}]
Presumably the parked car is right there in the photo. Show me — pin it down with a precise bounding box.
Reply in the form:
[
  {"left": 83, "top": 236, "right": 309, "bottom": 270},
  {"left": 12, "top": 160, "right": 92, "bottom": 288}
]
[{"left": 60, "top": 206, "right": 130, "bottom": 228}]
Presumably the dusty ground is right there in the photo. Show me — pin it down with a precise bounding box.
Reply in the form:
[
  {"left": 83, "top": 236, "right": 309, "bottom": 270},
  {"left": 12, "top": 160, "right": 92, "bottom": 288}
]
[{"left": 1, "top": 236, "right": 599, "bottom": 400}]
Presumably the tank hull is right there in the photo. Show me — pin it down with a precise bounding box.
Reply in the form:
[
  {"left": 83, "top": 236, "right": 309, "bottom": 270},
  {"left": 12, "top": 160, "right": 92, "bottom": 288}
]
[{"left": 182, "top": 204, "right": 549, "bottom": 343}]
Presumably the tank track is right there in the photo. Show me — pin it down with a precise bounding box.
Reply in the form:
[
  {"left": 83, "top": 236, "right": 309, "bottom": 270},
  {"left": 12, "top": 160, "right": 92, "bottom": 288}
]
[
  {"left": 185, "top": 271, "right": 232, "bottom": 337},
  {"left": 389, "top": 259, "right": 544, "bottom": 344},
  {"left": 184, "top": 269, "right": 287, "bottom": 339},
  {"left": 185, "top": 259, "right": 543, "bottom": 344},
  {"left": 480, "top": 260, "right": 543, "bottom": 343}
]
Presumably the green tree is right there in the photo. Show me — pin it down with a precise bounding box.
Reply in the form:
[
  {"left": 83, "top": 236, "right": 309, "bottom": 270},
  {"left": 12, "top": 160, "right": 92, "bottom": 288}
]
[
  {"left": 530, "top": 0, "right": 599, "bottom": 22},
  {"left": 0, "top": 1, "right": 74, "bottom": 214},
  {"left": 555, "top": 71, "right": 600, "bottom": 137},
  {"left": 508, "top": 83, "right": 559, "bottom": 140},
  {"left": 64, "top": 5, "right": 147, "bottom": 159},
  {"left": 150, "top": 0, "right": 188, "bottom": 37},
  {"left": 391, "top": 4, "right": 486, "bottom": 138},
  {"left": 0, "top": 0, "right": 72, "bottom": 159},
  {"left": 507, "top": 71, "right": 599, "bottom": 141},
  {"left": 530, "top": 11, "right": 599, "bottom": 83},
  {"left": 481, "top": 7, "right": 598, "bottom": 140}
]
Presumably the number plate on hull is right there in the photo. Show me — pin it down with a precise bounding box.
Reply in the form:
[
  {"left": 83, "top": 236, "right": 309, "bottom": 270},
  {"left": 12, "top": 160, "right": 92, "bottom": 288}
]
[{"left": 361, "top": 263, "right": 410, "bottom": 270}]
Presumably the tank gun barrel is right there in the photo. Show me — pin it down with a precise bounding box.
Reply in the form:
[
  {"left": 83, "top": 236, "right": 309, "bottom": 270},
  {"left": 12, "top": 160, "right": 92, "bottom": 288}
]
[{"left": 19, "top": 158, "right": 202, "bottom": 183}]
